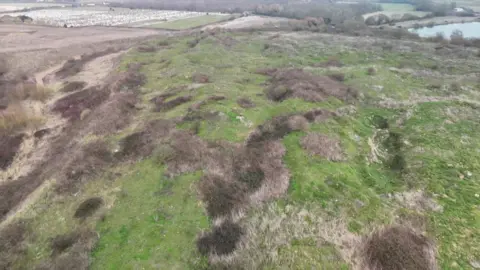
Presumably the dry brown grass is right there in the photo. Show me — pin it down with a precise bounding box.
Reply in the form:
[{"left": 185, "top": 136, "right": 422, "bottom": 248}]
[
  {"left": 0, "top": 103, "right": 43, "bottom": 133},
  {"left": 6, "top": 82, "right": 52, "bottom": 102},
  {"left": 301, "top": 132, "right": 345, "bottom": 161},
  {"left": 260, "top": 68, "right": 357, "bottom": 103},
  {"left": 361, "top": 225, "right": 437, "bottom": 270}
]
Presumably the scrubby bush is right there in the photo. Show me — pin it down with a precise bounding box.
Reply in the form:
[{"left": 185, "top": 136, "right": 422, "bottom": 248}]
[
  {"left": 367, "top": 67, "right": 376, "bottom": 75},
  {"left": 450, "top": 29, "right": 465, "bottom": 45},
  {"left": 328, "top": 72, "right": 346, "bottom": 82}
]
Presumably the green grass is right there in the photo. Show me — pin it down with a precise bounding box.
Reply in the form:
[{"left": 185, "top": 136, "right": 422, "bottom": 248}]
[
  {"left": 151, "top": 15, "right": 230, "bottom": 30},
  {"left": 91, "top": 161, "right": 209, "bottom": 270},
  {"left": 10, "top": 30, "right": 480, "bottom": 270}
]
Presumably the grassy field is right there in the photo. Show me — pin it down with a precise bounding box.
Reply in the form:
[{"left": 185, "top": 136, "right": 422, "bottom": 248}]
[
  {"left": 6, "top": 30, "right": 480, "bottom": 269},
  {"left": 151, "top": 15, "right": 231, "bottom": 30}
]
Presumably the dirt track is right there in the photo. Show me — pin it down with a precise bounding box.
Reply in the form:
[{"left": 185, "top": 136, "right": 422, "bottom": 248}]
[{"left": 0, "top": 23, "right": 168, "bottom": 75}]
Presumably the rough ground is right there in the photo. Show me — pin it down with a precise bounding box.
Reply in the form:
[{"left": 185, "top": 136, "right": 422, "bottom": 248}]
[{"left": 1, "top": 24, "right": 480, "bottom": 270}]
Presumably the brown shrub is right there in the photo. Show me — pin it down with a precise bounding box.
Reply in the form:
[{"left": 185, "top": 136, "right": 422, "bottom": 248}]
[
  {"left": 328, "top": 72, "right": 346, "bottom": 82},
  {"left": 198, "top": 174, "right": 248, "bottom": 218},
  {"left": 361, "top": 225, "right": 437, "bottom": 270},
  {"left": 197, "top": 220, "right": 243, "bottom": 256},
  {"left": 0, "top": 133, "right": 24, "bottom": 170},
  {"left": 107, "top": 64, "right": 146, "bottom": 93},
  {"left": 262, "top": 68, "right": 357, "bottom": 102},
  {"left": 59, "top": 81, "right": 87, "bottom": 93},
  {"left": 51, "top": 232, "right": 80, "bottom": 256},
  {"left": 153, "top": 95, "right": 192, "bottom": 112},
  {"left": 192, "top": 73, "right": 210, "bottom": 83},
  {"left": 137, "top": 45, "right": 157, "bottom": 53},
  {"left": 0, "top": 220, "right": 27, "bottom": 269},
  {"left": 56, "top": 49, "right": 115, "bottom": 79},
  {"left": 246, "top": 115, "right": 309, "bottom": 146},
  {"left": 301, "top": 132, "right": 345, "bottom": 161},
  {"left": 74, "top": 197, "right": 103, "bottom": 219},
  {"left": 314, "top": 58, "right": 343, "bottom": 67},
  {"left": 450, "top": 82, "right": 462, "bottom": 92},
  {"left": 85, "top": 92, "right": 137, "bottom": 135},
  {"left": 57, "top": 140, "right": 113, "bottom": 193},
  {"left": 303, "top": 108, "right": 337, "bottom": 123},
  {"left": 118, "top": 119, "right": 174, "bottom": 159},
  {"left": 367, "top": 67, "right": 377, "bottom": 75},
  {"left": 237, "top": 97, "right": 255, "bottom": 108},
  {"left": 208, "top": 95, "right": 226, "bottom": 101},
  {"left": 52, "top": 87, "right": 110, "bottom": 121},
  {"left": 164, "top": 130, "right": 207, "bottom": 177}
]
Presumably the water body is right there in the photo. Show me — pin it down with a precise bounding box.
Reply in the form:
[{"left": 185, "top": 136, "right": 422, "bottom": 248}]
[{"left": 409, "top": 22, "right": 480, "bottom": 39}]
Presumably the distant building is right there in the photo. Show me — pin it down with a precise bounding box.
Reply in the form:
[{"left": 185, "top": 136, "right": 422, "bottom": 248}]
[{"left": 454, "top": 7, "right": 465, "bottom": 12}]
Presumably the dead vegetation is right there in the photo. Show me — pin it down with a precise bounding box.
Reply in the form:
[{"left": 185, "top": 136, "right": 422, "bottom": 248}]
[
  {"left": 55, "top": 48, "right": 115, "bottom": 79},
  {"left": 52, "top": 87, "right": 110, "bottom": 121},
  {"left": 57, "top": 140, "right": 114, "bottom": 193},
  {"left": 237, "top": 97, "right": 255, "bottom": 108},
  {"left": 0, "top": 133, "right": 24, "bottom": 170},
  {"left": 367, "top": 67, "right": 377, "bottom": 75},
  {"left": 59, "top": 81, "right": 87, "bottom": 93},
  {"left": 361, "top": 225, "right": 437, "bottom": 270},
  {"left": 0, "top": 219, "right": 27, "bottom": 269},
  {"left": 328, "top": 72, "right": 346, "bottom": 82},
  {"left": 189, "top": 95, "right": 226, "bottom": 111},
  {"left": 192, "top": 73, "right": 210, "bottom": 83},
  {"left": 152, "top": 95, "right": 192, "bottom": 112},
  {"left": 137, "top": 45, "right": 157, "bottom": 53},
  {"left": 84, "top": 92, "right": 137, "bottom": 135},
  {"left": 301, "top": 132, "right": 345, "bottom": 161},
  {"left": 197, "top": 220, "right": 244, "bottom": 256},
  {"left": 257, "top": 68, "right": 357, "bottom": 103},
  {"left": 107, "top": 63, "right": 146, "bottom": 93},
  {"left": 74, "top": 197, "right": 104, "bottom": 219},
  {"left": 246, "top": 114, "right": 309, "bottom": 146}
]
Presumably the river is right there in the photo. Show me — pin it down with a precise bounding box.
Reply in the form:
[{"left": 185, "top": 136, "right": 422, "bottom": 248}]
[{"left": 409, "top": 22, "right": 480, "bottom": 39}]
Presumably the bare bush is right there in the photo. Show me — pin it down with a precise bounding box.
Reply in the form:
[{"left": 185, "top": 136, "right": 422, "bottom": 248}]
[
  {"left": 261, "top": 68, "right": 357, "bottom": 103},
  {"left": 52, "top": 87, "right": 110, "bottom": 121},
  {"left": 246, "top": 115, "right": 309, "bottom": 146},
  {"left": 0, "top": 103, "right": 43, "bottom": 133},
  {"left": 74, "top": 197, "right": 104, "bottom": 219},
  {"left": 367, "top": 67, "right": 377, "bottom": 75},
  {"left": 301, "top": 132, "right": 345, "bottom": 161},
  {"left": 237, "top": 97, "right": 255, "bottom": 108},
  {"left": 450, "top": 29, "right": 465, "bottom": 45},
  {"left": 328, "top": 72, "right": 346, "bottom": 82},
  {"left": 192, "top": 73, "right": 210, "bottom": 83},
  {"left": 361, "top": 225, "right": 437, "bottom": 270},
  {"left": 59, "top": 81, "right": 87, "bottom": 93},
  {"left": 197, "top": 220, "right": 243, "bottom": 256}
]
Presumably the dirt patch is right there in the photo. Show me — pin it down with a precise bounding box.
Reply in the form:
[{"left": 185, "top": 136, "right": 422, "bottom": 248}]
[
  {"left": 259, "top": 68, "right": 357, "bottom": 102},
  {"left": 152, "top": 95, "right": 192, "bottom": 112},
  {"left": 192, "top": 73, "right": 210, "bottom": 83},
  {"left": 0, "top": 133, "right": 25, "bottom": 170},
  {"left": 52, "top": 87, "right": 110, "bottom": 121},
  {"left": 84, "top": 92, "right": 137, "bottom": 135},
  {"left": 59, "top": 81, "right": 87, "bottom": 93},
  {"left": 74, "top": 197, "right": 104, "bottom": 219},
  {"left": 0, "top": 219, "right": 27, "bottom": 269},
  {"left": 197, "top": 220, "right": 244, "bottom": 256},
  {"left": 237, "top": 97, "right": 256, "bottom": 108},
  {"left": 301, "top": 132, "right": 345, "bottom": 161},
  {"left": 360, "top": 225, "right": 437, "bottom": 270}
]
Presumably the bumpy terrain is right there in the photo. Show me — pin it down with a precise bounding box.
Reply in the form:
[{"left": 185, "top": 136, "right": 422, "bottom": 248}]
[{"left": 1, "top": 28, "right": 480, "bottom": 269}]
